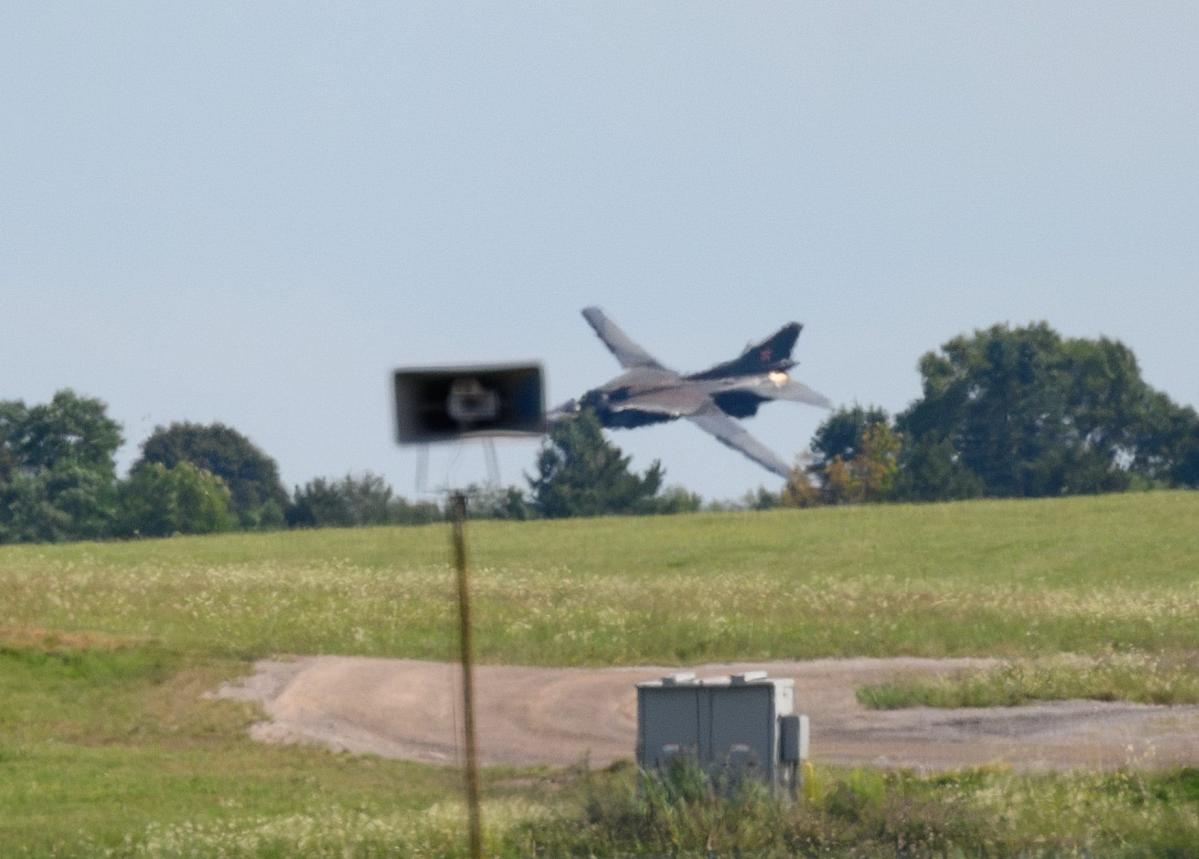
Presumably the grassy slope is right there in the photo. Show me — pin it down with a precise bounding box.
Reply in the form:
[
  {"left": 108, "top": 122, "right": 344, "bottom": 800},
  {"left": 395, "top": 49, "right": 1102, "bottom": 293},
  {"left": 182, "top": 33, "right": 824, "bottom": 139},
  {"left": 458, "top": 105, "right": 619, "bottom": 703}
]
[
  {"left": 2, "top": 491, "right": 1197, "bottom": 663},
  {"left": 2, "top": 491, "right": 1198, "bottom": 855}
]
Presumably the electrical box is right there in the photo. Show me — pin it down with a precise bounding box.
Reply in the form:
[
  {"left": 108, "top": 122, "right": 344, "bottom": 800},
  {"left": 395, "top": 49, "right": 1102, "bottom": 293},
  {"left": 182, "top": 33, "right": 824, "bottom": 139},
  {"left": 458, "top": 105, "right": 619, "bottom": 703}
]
[{"left": 636, "top": 671, "right": 809, "bottom": 794}]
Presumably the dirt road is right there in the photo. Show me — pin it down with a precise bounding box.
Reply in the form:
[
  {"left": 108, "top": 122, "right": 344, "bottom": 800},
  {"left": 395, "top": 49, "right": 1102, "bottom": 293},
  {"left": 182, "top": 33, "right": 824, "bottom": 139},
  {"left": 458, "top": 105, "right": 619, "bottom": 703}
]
[{"left": 217, "top": 657, "right": 1199, "bottom": 772}]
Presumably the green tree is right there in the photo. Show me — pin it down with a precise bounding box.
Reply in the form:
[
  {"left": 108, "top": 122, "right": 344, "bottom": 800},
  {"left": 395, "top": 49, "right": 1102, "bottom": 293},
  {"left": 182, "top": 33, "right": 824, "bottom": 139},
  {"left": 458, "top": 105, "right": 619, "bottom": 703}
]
[
  {"left": 809, "top": 405, "right": 891, "bottom": 471},
  {"left": 820, "top": 422, "right": 903, "bottom": 504},
  {"left": 786, "top": 409, "right": 903, "bottom": 506},
  {"left": 332, "top": 472, "right": 393, "bottom": 525},
  {"left": 117, "top": 462, "right": 235, "bottom": 537},
  {"left": 287, "top": 473, "right": 443, "bottom": 528},
  {"left": 739, "top": 486, "right": 781, "bottom": 510},
  {"left": 0, "top": 390, "right": 123, "bottom": 543},
  {"left": 1131, "top": 392, "right": 1199, "bottom": 488},
  {"left": 390, "top": 496, "right": 443, "bottom": 525},
  {"left": 650, "top": 485, "right": 704, "bottom": 515},
  {"left": 780, "top": 460, "right": 823, "bottom": 509},
  {"left": 135, "top": 422, "right": 287, "bottom": 528},
  {"left": 285, "top": 477, "right": 352, "bottom": 528},
  {"left": 896, "top": 322, "right": 1199, "bottom": 499},
  {"left": 288, "top": 472, "right": 396, "bottom": 528},
  {"left": 528, "top": 410, "right": 664, "bottom": 518},
  {"left": 464, "top": 484, "right": 533, "bottom": 521},
  {"left": 892, "top": 436, "right": 984, "bottom": 502}
]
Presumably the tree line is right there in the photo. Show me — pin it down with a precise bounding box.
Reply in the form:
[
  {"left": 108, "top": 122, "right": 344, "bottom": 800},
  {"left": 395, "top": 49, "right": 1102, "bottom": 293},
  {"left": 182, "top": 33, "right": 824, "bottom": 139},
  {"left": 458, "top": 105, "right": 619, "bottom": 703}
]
[
  {"left": 0, "top": 391, "right": 472, "bottom": 542},
  {"left": 0, "top": 386, "right": 692, "bottom": 543},
  {"left": 784, "top": 322, "right": 1198, "bottom": 507},
  {"left": 2, "top": 322, "right": 1196, "bottom": 542}
]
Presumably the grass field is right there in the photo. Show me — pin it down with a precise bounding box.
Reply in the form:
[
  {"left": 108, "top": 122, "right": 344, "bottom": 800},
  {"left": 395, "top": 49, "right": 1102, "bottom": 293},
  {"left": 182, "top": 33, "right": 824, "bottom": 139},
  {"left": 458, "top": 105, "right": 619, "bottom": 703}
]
[
  {"left": 2, "top": 491, "right": 1198, "bottom": 856},
  {"left": 5, "top": 490, "right": 1199, "bottom": 664},
  {"left": 857, "top": 651, "right": 1199, "bottom": 709}
]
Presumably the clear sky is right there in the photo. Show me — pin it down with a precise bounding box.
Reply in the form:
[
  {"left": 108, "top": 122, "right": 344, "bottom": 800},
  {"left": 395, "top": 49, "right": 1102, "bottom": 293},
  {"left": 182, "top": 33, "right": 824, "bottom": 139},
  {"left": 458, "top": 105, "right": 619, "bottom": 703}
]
[{"left": 4, "top": 3, "right": 1197, "bottom": 501}]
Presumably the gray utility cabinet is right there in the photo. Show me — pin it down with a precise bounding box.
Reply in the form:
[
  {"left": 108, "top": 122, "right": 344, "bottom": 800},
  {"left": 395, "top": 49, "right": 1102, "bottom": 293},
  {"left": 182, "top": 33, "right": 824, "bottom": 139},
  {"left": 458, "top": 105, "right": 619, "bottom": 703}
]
[{"left": 636, "top": 671, "right": 809, "bottom": 794}]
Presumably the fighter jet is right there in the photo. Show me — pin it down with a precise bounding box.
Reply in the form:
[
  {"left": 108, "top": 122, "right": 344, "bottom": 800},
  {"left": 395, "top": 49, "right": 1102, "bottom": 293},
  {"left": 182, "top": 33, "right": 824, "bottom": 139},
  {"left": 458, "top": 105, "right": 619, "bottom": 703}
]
[{"left": 552, "top": 307, "right": 831, "bottom": 478}]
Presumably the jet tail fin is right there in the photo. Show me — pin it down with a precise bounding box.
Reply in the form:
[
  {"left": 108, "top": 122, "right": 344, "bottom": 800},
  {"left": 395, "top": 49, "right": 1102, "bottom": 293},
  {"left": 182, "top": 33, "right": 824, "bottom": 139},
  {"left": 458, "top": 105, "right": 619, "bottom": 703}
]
[{"left": 687, "top": 322, "right": 802, "bottom": 380}]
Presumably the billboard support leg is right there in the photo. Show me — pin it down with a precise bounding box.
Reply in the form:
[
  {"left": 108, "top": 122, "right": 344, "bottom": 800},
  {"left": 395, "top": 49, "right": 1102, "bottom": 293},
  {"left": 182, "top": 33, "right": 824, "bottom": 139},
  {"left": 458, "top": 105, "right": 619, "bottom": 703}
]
[{"left": 450, "top": 491, "right": 482, "bottom": 859}]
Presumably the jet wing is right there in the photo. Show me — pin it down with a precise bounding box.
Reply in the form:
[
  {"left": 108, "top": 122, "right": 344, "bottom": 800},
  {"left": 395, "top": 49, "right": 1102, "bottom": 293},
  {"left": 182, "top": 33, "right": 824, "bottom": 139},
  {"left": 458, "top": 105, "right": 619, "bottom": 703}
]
[
  {"left": 582, "top": 307, "right": 666, "bottom": 370},
  {"left": 687, "top": 405, "right": 793, "bottom": 478},
  {"left": 770, "top": 378, "right": 833, "bottom": 409}
]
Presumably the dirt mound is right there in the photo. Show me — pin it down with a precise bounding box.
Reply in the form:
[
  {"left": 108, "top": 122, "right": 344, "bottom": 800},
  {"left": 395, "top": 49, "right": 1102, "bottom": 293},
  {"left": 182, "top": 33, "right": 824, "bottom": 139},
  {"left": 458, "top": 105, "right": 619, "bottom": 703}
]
[{"left": 217, "top": 657, "right": 1199, "bottom": 771}]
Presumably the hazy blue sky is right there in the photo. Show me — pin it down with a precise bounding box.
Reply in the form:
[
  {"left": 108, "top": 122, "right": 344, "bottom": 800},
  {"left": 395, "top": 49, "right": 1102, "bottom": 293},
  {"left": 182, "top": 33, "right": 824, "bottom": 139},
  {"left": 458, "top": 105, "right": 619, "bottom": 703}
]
[{"left": 4, "top": 3, "right": 1197, "bottom": 501}]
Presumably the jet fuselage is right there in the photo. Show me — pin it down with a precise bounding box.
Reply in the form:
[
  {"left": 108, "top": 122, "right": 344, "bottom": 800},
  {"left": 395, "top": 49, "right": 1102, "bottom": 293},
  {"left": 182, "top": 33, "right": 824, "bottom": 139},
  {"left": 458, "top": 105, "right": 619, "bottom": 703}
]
[
  {"left": 581, "top": 365, "right": 803, "bottom": 428},
  {"left": 557, "top": 307, "right": 831, "bottom": 478}
]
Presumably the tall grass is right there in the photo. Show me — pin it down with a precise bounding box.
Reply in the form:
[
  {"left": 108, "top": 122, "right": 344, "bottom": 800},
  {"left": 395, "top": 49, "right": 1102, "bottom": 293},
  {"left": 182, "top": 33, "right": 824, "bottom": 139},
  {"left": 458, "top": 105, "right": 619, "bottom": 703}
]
[
  {"left": 514, "top": 761, "right": 1199, "bottom": 858},
  {"left": 90, "top": 762, "right": 1199, "bottom": 858}
]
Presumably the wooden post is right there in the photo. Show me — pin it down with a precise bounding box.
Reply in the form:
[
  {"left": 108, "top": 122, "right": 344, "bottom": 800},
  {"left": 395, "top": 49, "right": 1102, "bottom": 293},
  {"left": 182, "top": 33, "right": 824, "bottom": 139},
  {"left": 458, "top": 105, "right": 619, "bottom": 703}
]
[{"left": 449, "top": 491, "right": 482, "bottom": 859}]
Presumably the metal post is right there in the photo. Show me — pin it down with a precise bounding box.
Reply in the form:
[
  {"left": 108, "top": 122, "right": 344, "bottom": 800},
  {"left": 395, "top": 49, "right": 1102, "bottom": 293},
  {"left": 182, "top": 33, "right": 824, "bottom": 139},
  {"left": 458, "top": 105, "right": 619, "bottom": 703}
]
[{"left": 450, "top": 491, "right": 483, "bottom": 859}]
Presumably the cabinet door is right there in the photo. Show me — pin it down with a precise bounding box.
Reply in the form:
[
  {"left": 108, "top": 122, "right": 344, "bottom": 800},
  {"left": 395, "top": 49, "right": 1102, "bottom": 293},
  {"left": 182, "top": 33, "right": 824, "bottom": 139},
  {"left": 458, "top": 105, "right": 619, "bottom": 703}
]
[
  {"left": 705, "top": 686, "right": 774, "bottom": 780},
  {"left": 638, "top": 687, "right": 700, "bottom": 768}
]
